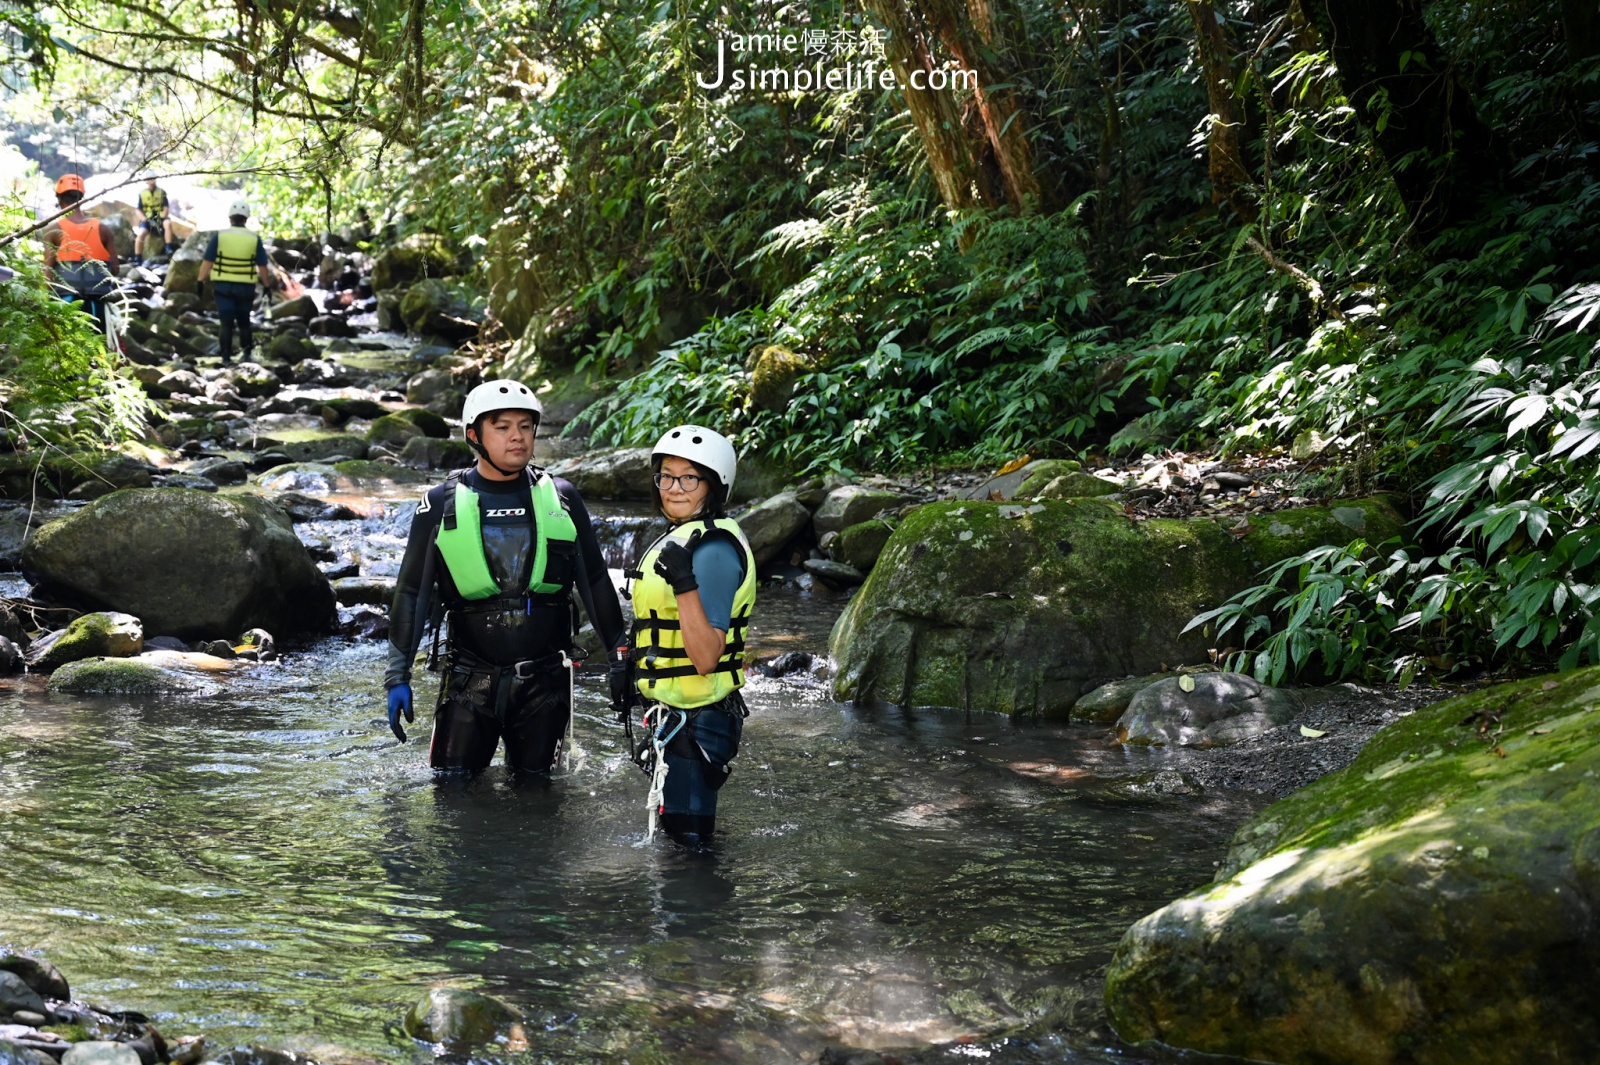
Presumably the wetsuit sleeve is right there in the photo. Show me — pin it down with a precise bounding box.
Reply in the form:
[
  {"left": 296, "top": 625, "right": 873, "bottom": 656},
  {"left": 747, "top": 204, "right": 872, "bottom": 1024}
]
[
  {"left": 556, "top": 477, "right": 626, "bottom": 650},
  {"left": 203, "top": 233, "right": 219, "bottom": 262},
  {"left": 386, "top": 485, "right": 447, "bottom": 688},
  {"left": 691, "top": 537, "right": 744, "bottom": 632}
]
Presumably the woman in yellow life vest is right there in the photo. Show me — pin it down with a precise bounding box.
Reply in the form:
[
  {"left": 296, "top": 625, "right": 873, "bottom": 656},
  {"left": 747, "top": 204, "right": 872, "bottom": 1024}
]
[{"left": 623, "top": 425, "right": 757, "bottom": 848}]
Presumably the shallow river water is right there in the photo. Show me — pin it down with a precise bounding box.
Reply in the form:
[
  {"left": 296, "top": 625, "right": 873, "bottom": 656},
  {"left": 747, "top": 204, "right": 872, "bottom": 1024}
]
[{"left": 0, "top": 501, "right": 1265, "bottom": 1064}]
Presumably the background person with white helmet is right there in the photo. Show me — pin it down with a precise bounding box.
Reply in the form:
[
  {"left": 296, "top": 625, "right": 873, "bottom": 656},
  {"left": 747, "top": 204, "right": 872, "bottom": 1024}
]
[
  {"left": 384, "top": 379, "right": 628, "bottom": 776},
  {"left": 196, "top": 197, "right": 275, "bottom": 364},
  {"left": 620, "top": 425, "right": 758, "bottom": 848}
]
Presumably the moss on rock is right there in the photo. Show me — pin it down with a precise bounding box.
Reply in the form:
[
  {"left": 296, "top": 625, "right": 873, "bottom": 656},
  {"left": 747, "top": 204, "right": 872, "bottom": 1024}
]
[
  {"left": 1104, "top": 667, "right": 1600, "bottom": 1064},
  {"left": 830, "top": 496, "right": 1406, "bottom": 717},
  {"left": 47, "top": 656, "right": 212, "bottom": 695}
]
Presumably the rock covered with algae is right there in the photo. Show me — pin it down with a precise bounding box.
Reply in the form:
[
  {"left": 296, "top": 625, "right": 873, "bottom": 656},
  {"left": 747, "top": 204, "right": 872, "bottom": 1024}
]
[{"left": 1104, "top": 666, "right": 1600, "bottom": 1064}]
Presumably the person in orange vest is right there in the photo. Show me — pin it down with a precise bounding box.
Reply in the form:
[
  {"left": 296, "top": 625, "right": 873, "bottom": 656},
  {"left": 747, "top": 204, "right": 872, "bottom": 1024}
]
[{"left": 41, "top": 173, "right": 120, "bottom": 328}]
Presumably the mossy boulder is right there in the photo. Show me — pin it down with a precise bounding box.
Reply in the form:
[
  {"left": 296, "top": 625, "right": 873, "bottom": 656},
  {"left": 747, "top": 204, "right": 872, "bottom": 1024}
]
[
  {"left": 247, "top": 429, "right": 369, "bottom": 463},
  {"left": 397, "top": 407, "right": 451, "bottom": 438},
  {"left": 1071, "top": 673, "right": 1168, "bottom": 724},
  {"left": 399, "top": 278, "right": 483, "bottom": 342},
  {"left": 1014, "top": 459, "right": 1089, "bottom": 498},
  {"left": 365, "top": 413, "right": 424, "bottom": 447},
  {"left": 46, "top": 655, "right": 216, "bottom": 695},
  {"left": 1105, "top": 667, "right": 1600, "bottom": 1064},
  {"left": 829, "top": 519, "right": 894, "bottom": 572},
  {"left": 750, "top": 345, "right": 812, "bottom": 412},
  {"left": 23, "top": 489, "right": 336, "bottom": 639},
  {"left": 372, "top": 233, "right": 464, "bottom": 292},
  {"left": 1029, "top": 471, "right": 1121, "bottom": 500},
  {"left": 398, "top": 436, "right": 474, "bottom": 470},
  {"left": 28, "top": 611, "right": 143, "bottom": 672},
  {"left": 1117, "top": 671, "right": 1299, "bottom": 745},
  {"left": 402, "top": 987, "right": 520, "bottom": 1048},
  {"left": 812, "top": 486, "right": 914, "bottom": 537},
  {"left": 830, "top": 497, "right": 1405, "bottom": 716}
]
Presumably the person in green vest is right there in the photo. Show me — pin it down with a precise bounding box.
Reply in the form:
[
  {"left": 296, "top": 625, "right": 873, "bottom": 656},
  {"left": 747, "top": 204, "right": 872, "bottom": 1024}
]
[
  {"left": 621, "top": 425, "right": 758, "bottom": 848},
  {"left": 133, "top": 178, "right": 174, "bottom": 264},
  {"left": 384, "top": 379, "right": 629, "bottom": 775},
  {"left": 196, "top": 198, "right": 274, "bottom": 365}
]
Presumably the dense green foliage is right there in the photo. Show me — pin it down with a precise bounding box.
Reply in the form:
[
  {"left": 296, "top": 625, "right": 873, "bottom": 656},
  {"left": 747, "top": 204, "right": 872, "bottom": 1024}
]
[
  {"left": 0, "top": 208, "right": 149, "bottom": 452},
  {"left": 10, "top": 0, "right": 1600, "bottom": 679}
]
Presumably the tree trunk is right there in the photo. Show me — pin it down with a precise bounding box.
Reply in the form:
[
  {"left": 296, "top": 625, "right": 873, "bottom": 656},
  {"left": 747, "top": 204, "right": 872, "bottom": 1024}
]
[
  {"left": 861, "top": 0, "right": 1001, "bottom": 212},
  {"left": 1304, "top": 0, "right": 1502, "bottom": 241},
  {"left": 1186, "top": 0, "right": 1254, "bottom": 218},
  {"left": 921, "top": 0, "right": 1049, "bottom": 212}
]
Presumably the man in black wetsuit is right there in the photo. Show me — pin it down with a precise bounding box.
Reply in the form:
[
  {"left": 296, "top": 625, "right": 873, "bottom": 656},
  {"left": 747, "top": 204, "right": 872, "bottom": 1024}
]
[{"left": 384, "top": 379, "right": 630, "bottom": 774}]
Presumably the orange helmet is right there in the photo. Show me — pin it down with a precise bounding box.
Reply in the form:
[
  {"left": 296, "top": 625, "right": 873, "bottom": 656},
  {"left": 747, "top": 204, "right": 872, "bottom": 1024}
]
[{"left": 55, "top": 174, "right": 86, "bottom": 195}]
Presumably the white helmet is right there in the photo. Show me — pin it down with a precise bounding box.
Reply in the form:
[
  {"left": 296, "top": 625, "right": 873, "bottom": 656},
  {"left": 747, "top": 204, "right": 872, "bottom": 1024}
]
[
  {"left": 462, "top": 379, "right": 541, "bottom": 438},
  {"left": 229, "top": 198, "right": 251, "bottom": 218},
  {"left": 652, "top": 425, "right": 737, "bottom": 494}
]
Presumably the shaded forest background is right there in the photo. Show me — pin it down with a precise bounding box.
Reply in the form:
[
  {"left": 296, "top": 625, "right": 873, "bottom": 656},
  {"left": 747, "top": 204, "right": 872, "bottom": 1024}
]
[{"left": 4, "top": 0, "right": 1600, "bottom": 682}]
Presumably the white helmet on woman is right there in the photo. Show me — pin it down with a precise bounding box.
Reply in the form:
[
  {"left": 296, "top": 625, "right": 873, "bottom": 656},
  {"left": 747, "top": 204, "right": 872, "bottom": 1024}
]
[
  {"left": 462, "top": 379, "right": 542, "bottom": 438},
  {"left": 652, "top": 424, "right": 737, "bottom": 494}
]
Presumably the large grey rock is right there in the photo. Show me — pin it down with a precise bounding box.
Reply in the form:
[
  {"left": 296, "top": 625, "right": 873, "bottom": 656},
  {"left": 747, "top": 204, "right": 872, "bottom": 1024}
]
[
  {"left": 398, "top": 436, "right": 474, "bottom": 471},
  {"left": 736, "top": 492, "right": 812, "bottom": 565},
  {"left": 366, "top": 413, "right": 423, "bottom": 448},
  {"left": 0, "top": 637, "right": 21, "bottom": 674},
  {"left": 267, "top": 295, "right": 318, "bottom": 321},
  {"left": 1116, "top": 672, "right": 1299, "bottom": 746},
  {"left": 546, "top": 448, "right": 653, "bottom": 500},
  {"left": 0, "top": 972, "right": 44, "bottom": 1014},
  {"left": 62, "top": 1042, "right": 141, "bottom": 1065},
  {"left": 23, "top": 489, "right": 336, "bottom": 640},
  {"left": 1070, "top": 674, "right": 1167, "bottom": 724},
  {"left": 1105, "top": 667, "right": 1600, "bottom": 1065},
  {"left": 372, "top": 233, "right": 463, "bottom": 292},
  {"left": 830, "top": 497, "right": 1406, "bottom": 716},
  {"left": 402, "top": 986, "right": 519, "bottom": 1047},
  {"left": 163, "top": 243, "right": 205, "bottom": 294},
  {"left": 246, "top": 430, "right": 368, "bottom": 463},
  {"left": 404, "top": 369, "right": 457, "bottom": 406},
  {"left": 26, "top": 611, "right": 143, "bottom": 672},
  {"left": 399, "top": 279, "right": 481, "bottom": 341},
  {"left": 0, "top": 956, "right": 70, "bottom": 1001},
  {"left": 812, "top": 486, "right": 913, "bottom": 537}
]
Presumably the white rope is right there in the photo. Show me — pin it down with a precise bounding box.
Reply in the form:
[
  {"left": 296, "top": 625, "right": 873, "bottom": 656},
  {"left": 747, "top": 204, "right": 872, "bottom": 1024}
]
[
  {"left": 559, "top": 650, "right": 577, "bottom": 773},
  {"left": 640, "top": 702, "right": 675, "bottom": 842}
]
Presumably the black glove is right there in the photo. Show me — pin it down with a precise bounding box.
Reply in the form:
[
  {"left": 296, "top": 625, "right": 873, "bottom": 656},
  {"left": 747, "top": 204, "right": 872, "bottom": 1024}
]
[
  {"left": 654, "top": 539, "right": 699, "bottom": 595},
  {"left": 608, "top": 645, "right": 638, "bottom": 720}
]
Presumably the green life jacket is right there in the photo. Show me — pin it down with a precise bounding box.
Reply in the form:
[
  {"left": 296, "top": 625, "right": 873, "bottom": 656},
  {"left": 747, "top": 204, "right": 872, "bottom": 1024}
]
[
  {"left": 213, "top": 227, "right": 260, "bottom": 285},
  {"left": 434, "top": 470, "right": 578, "bottom": 600}
]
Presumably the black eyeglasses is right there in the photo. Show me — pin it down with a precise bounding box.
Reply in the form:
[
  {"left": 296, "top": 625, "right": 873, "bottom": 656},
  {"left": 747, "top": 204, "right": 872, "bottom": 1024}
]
[{"left": 653, "top": 472, "right": 704, "bottom": 491}]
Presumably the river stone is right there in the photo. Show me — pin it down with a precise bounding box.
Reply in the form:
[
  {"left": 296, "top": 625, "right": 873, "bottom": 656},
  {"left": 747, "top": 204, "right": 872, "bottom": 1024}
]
[
  {"left": 256, "top": 460, "right": 429, "bottom": 496},
  {"left": 163, "top": 245, "right": 203, "bottom": 294},
  {"left": 23, "top": 489, "right": 336, "bottom": 640},
  {"left": 0, "top": 637, "right": 21, "bottom": 674},
  {"left": 366, "top": 413, "right": 423, "bottom": 447},
  {"left": 546, "top": 448, "right": 653, "bottom": 500},
  {"left": 803, "top": 558, "right": 865, "bottom": 586},
  {"left": 61, "top": 1042, "right": 140, "bottom": 1065},
  {"left": 187, "top": 458, "right": 249, "bottom": 486},
  {"left": 267, "top": 294, "right": 318, "bottom": 321},
  {"left": 1071, "top": 674, "right": 1168, "bottom": 724},
  {"left": 373, "top": 233, "right": 461, "bottom": 292},
  {"left": 0, "top": 974, "right": 44, "bottom": 1015},
  {"left": 402, "top": 986, "right": 517, "bottom": 1046},
  {"left": 1116, "top": 672, "right": 1298, "bottom": 746},
  {"left": 1030, "top": 471, "right": 1121, "bottom": 500},
  {"left": 247, "top": 430, "right": 368, "bottom": 463},
  {"left": 333, "top": 577, "right": 396, "bottom": 606},
  {"left": 46, "top": 652, "right": 232, "bottom": 695},
  {"left": 812, "top": 486, "right": 913, "bottom": 537},
  {"left": 1105, "top": 667, "right": 1600, "bottom": 1065},
  {"left": 1012, "top": 459, "right": 1087, "bottom": 498},
  {"left": 404, "top": 369, "right": 456, "bottom": 406},
  {"left": 829, "top": 519, "right": 894, "bottom": 571},
  {"left": 0, "top": 1041, "right": 56, "bottom": 1065},
  {"left": 398, "top": 436, "right": 473, "bottom": 470},
  {"left": 219, "top": 362, "right": 278, "bottom": 399},
  {"left": 830, "top": 497, "right": 1406, "bottom": 716},
  {"left": 960, "top": 458, "right": 1090, "bottom": 501},
  {"left": 737, "top": 492, "right": 812, "bottom": 565},
  {"left": 397, "top": 407, "right": 451, "bottom": 438},
  {"left": 27, "top": 611, "right": 144, "bottom": 671}
]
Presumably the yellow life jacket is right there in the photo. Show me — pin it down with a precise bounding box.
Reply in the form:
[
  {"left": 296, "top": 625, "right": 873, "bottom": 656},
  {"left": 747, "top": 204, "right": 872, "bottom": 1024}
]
[
  {"left": 213, "top": 227, "right": 260, "bottom": 285},
  {"left": 139, "top": 187, "right": 169, "bottom": 219},
  {"left": 630, "top": 517, "right": 757, "bottom": 709}
]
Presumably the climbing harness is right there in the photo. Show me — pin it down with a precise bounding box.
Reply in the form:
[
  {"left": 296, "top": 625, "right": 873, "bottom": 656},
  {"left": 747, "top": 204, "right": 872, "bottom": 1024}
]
[{"left": 638, "top": 703, "right": 687, "bottom": 841}]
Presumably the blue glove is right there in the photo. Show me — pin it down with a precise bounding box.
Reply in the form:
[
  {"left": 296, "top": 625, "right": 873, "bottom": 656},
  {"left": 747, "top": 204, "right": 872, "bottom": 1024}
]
[{"left": 387, "top": 684, "right": 414, "bottom": 742}]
